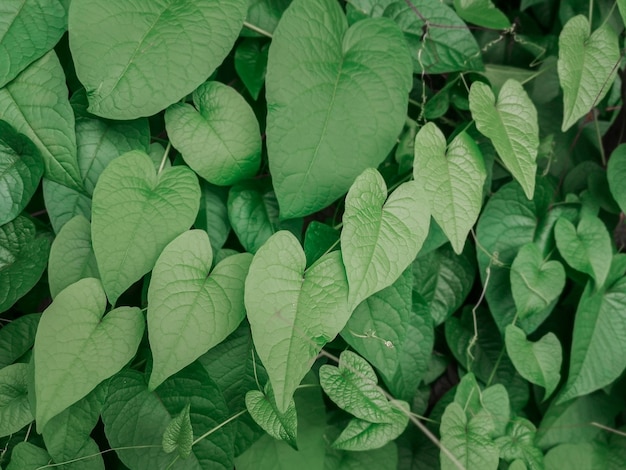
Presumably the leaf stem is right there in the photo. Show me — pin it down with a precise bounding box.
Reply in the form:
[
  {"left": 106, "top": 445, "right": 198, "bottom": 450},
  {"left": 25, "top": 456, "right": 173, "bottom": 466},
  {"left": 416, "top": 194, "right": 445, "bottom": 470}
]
[
  {"left": 593, "top": 111, "right": 607, "bottom": 166},
  {"left": 486, "top": 345, "right": 506, "bottom": 387},
  {"left": 158, "top": 142, "right": 172, "bottom": 174},
  {"left": 35, "top": 446, "right": 161, "bottom": 469},
  {"left": 243, "top": 21, "right": 273, "bottom": 38},
  {"left": 588, "top": 0, "right": 594, "bottom": 32},
  {"left": 191, "top": 409, "right": 247, "bottom": 446}
]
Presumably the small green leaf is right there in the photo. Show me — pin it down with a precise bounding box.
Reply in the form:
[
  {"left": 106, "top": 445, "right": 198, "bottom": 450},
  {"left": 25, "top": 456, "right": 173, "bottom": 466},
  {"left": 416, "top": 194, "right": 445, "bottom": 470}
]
[
  {"left": 319, "top": 350, "right": 393, "bottom": 423},
  {"left": 244, "top": 0, "right": 292, "bottom": 37},
  {"left": 246, "top": 385, "right": 298, "bottom": 449},
  {"left": 43, "top": 178, "right": 92, "bottom": 234},
  {"left": 342, "top": 168, "right": 430, "bottom": 310},
  {"left": 606, "top": 144, "right": 626, "bottom": 213},
  {"left": 162, "top": 403, "right": 193, "bottom": 459},
  {"left": 0, "top": 363, "right": 33, "bottom": 438},
  {"left": 245, "top": 231, "right": 350, "bottom": 413},
  {"left": 505, "top": 324, "right": 562, "bottom": 399},
  {"left": 0, "top": 121, "right": 44, "bottom": 226},
  {"left": 510, "top": 243, "right": 566, "bottom": 319},
  {"left": 147, "top": 230, "right": 252, "bottom": 390},
  {"left": 558, "top": 16, "right": 620, "bottom": 131},
  {"left": 413, "top": 123, "right": 486, "bottom": 253},
  {"left": 235, "top": 39, "right": 269, "bottom": 100},
  {"left": 48, "top": 215, "right": 99, "bottom": 299},
  {"left": 469, "top": 79, "right": 538, "bottom": 199},
  {"left": 554, "top": 213, "right": 612, "bottom": 288},
  {"left": 453, "top": 0, "right": 511, "bottom": 29},
  {"left": 165, "top": 81, "right": 261, "bottom": 186},
  {"left": 5, "top": 442, "right": 51, "bottom": 470},
  {"left": 196, "top": 181, "right": 231, "bottom": 257},
  {"left": 332, "top": 401, "right": 409, "bottom": 451},
  {"left": 0, "top": 314, "right": 40, "bottom": 369},
  {"left": 496, "top": 418, "right": 544, "bottom": 469},
  {"left": 68, "top": 0, "right": 248, "bottom": 119},
  {"left": 34, "top": 278, "right": 145, "bottom": 431},
  {"left": 91, "top": 150, "right": 200, "bottom": 305},
  {"left": 303, "top": 222, "right": 340, "bottom": 268},
  {"left": 266, "top": 0, "right": 412, "bottom": 218}
]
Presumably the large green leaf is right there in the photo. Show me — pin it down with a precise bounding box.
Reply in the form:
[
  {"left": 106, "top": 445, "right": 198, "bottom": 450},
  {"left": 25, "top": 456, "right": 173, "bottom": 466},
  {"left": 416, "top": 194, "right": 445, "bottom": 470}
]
[
  {"left": 47, "top": 215, "right": 99, "bottom": 299},
  {"left": 0, "top": 363, "right": 33, "bottom": 438},
  {"left": 342, "top": 168, "right": 430, "bottom": 310},
  {"left": 505, "top": 324, "right": 562, "bottom": 399},
  {"left": 165, "top": 81, "right": 261, "bottom": 186},
  {"left": 469, "top": 79, "right": 539, "bottom": 199},
  {"left": 0, "top": 51, "right": 82, "bottom": 192},
  {"left": 0, "top": 121, "right": 44, "bottom": 226},
  {"left": 33, "top": 278, "right": 144, "bottom": 431},
  {"left": 558, "top": 16, "right": 619, "bottom": 131},
  {"left": 245, "top": 385, "right": 297, "bottom": 449},
  {"left": 102, "top": 364, "right": 234, "bottom": 470},
  {"left": 607, "top": 144, "right": 626, "bottom": 213},
  {"left": 413, "top": 123, "right": 486, "bottom": 253},
  {"left": 91, "top": 150, "right": 200, "bottom": 305},
  {"left": 245, "top": 231, "right": 350, "bottom": 413},
  {"left": 0, "top": 313, "right": 40, "bottom": 368},
  {"left": 68, "top": 0, "right": 248, "bottom": 119},
  {"left": 545, "top": 443, "right": 607, "bottom": 470},
  {"left": 0, "top": 216, "right": 51, "bottom": 313},
  {"left": 147, "top": 230, "right": 252, "bottom": 390},
  {"left": 5, "top": 442, "right": 50, "bottom": 470},
  {"left": 266, "top": 0, "right": 412, "bottom": 218},
  {"left": 0, "top": 0, "right": 67, "bottom": 87}
]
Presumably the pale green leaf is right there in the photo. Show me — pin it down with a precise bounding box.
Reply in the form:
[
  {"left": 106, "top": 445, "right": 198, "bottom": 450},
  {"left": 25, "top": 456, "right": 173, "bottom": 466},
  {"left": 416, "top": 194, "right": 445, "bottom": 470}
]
[
  {"left": 68, "top": 0, "right": 248, "bottom": 119},
  {"left": 319, "top": 350, "right": 393, "bottom": 423},
  {"left": 342, "top": 168, "right": 430, "bottom": 310},
  {"left": 453, "top": 0, "right": 511, "bottom": 29},
  {"left": 413, "top": 123, "right": 486, "bottom": 253},
  {"left": 245, "top": 231, "right": 350, "bottom": 413},
  {"left": 43, "top": 178, "right": 92, "bottom": 234},
  {"left": 48, "top": 215, "right": 99, "bottom": 299},
  {"left": 469, "top": 79, "right": 538, "bottom": 199},
  {"left": 5, "top": 442, "right": 50, "bottom": 470},
  {"left": 496, "top": 418, "right": 544, "bottom": 470},
  {"left": 148, "top": 230, "right": 252, "bottom": 390},
  {"left": 606, "top": 144, "right": 626, "bottom": 213},
  {"left": 505, "top": 324, "right": 562, "bottom": 399},
  {"left": 545, "top": 443, "right": 607, "bottom": 470},
  {"left": 196, "top": 181, "right": 231, "bottom": 257},
  {"left": 165, "top": 81, "right": 261, "bottom": 186},
  {"left": 34, "top": 278, "right": 145, "bottom": 431},
  {"left": 0, "top": 51, "right": 82, "bottom": 192},
  {"left": 266, "top": 0, "right": 412, "bottom": 218},
  {"left": 558, "top": 16, "right": 619, "bottom": 131},
  {"left": 245, "top": 385, "right": 297, "bottom": 449},
  {"left": 0, "top": 314, "right": 40, "bottom": 369},
  {"left": 91, "top": 150, "right": 200, "bottom": 305},
  {"left": 0, "top": 363, "right": 33, "bottom": 438},
  {"left": 162, "top": 403, "right": 193, "bottom": 458}
]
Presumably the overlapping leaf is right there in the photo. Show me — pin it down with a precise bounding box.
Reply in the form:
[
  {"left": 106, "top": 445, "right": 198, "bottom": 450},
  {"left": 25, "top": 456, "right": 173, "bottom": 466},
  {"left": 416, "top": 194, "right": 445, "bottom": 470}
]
[
  {"left": 453, "top": 0, "right": 510, "bottom": 29},
  {"left": 0, "top": 363, "right": 33, "bottom": 438},
  {"left": 162, "top": 404, "right": 193, "bottom": 459},
  {"left": 246, "top": 385, "right": 297, "bottom": 448},
  {"left": 0, "top": 313, "right": 40, "bottom": 368}
]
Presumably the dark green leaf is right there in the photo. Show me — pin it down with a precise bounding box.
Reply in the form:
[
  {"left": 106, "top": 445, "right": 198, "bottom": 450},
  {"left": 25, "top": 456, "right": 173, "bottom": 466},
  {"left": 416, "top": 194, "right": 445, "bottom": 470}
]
[
  {"left": 0, "top": 314, "right": 40, "bottom": 369},
  {"left": 0, "top": 363, "right": 33, "bottom": 438}
]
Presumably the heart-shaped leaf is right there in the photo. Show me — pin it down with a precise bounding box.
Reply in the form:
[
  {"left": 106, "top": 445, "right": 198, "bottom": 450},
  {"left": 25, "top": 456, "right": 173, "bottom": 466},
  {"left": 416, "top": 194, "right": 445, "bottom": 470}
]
[
  {"left": 413, "top": 123, "right": 486, "bottom": 254},
  {"left": 235, "top": 39, "right": 269, "bottom": 100},
  {"left": 453, "top": 0, "right": 511, "bottom": 29},
  {"left": 495, "top": 418, "right": 544, "bottom": 469},
  {"left": 558, "top": 16, "right": 620, "bottom": 132},
  {"left": 469, "top": 79, "right": 538, "bottom": 199},
  {"left": 147, "top": 230, "right": 253, "bottom": 390},
  {"left": 162, "top": 403, "right": 193, "bottom": 458},
  {"left": 68, "top": 0, "right": 248, "bottom": 119},
  {"left": 341, "top": 168, "right": 430, "bottom": 310},
  {"left": 34, "top": 278, "right": 145, "bottom": 431},
  {"left": 0, "top": 313, "right": 40, "bottom": 369},
  {"left": 510, "top": 243, "right": 566, "bottom": 320},
  {"left": 0, "top": 363, "right": 33, "bottom": 438},
  {"left": 165, "top": 81, "right": 261, "bottom": 186},
  {"left": 266, "top": 0, "right": 412, "bottom": 218},
  {"left": 245, "top": 231, "right": 350, "bottom": 413},
  {"left": 246, "top": 385, "right": 298, "bottom": 449},
  {"left": 91, "top": 150, "right": 200, "bottom": 305},
  {"left": 505, "top": 325, "right": 562, "bottom": 400}
]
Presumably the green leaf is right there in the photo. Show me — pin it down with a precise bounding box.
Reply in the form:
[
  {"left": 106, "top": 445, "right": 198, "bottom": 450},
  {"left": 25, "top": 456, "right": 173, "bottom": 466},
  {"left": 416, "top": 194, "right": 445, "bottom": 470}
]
[
  {"left": 266, "top": 0, "right": 412, "bottom": 218},
  {"left": 0, "top": 363, "right": 33, "bottom": 438},
  {"left": 319, "top": 350, "right": 393, "bottom": 423},
  {"left": 0, "top": 314, "right": 40, "bottom": 368},
  {"left": 68, "top": 0, "right": 248, "bottom": 119},
  {"left": 102, "top": 364, "right": 234, "bottom": 470},
  {"left": 47, "top": 215, "right": 99, "bottom": 299},
  {"left": 165, "top": 81, "right": 261, "bottom": 186},
  {"left": 453, "top": 0, "right": 511, "bottom": 29},
  {"left": 469, "top": 79, "right": 539, "bottom": 199},
  {"left": 162, "top": 403, "right": 193, "bottom": 459},
  {"left": 5, "top": 442, "right": 50, "bottom": 470},
  {"left": 0, "top": 121, "right": 44, "bottom": 226},
  {"left": 34, "top": 278, "right": 145, "bottom": 431},
  {"left": 147, "top": 230, "right": 252, "bottom": 390},
  {"left": 545, "top": 443, "right": 607, "bottom": 470},
  {"left": 332, "top": 401, "right": 409, "bottom": 451},
  {"left": 91, "top": 150, "right": 200, "bottom": 305},
  {"left": 496, "top": 418, "right": 544, "bottom": 469},
  {"left": 227, "top": 178, "right": 302, "bottom": 254},
  {"left": 0, "top": 216, "right": 51, "bottom": 313},
  {"left": 196, "top": 181, "right": 231, "bottom": 257},
  {"left": 413, "top": 123, "right": 486, "bottom": 253},
  {"left": 303, "top": 222, "right": 340, "bottom": 268},
  {"left": 505, "top": 324, "right": 562, "bottom": 399},
  {"left": 559, "top": 277, "right": 626, "bottom": 402},
  {"left": 245, "top": 385, "right": 297, "bottom": 449},
  {"left": 235, "top": 39, "right": 269, "bottom": 100},
  {"left": 342, "top": 168, "right": 430, "bottom": 310},
  {"left": 558, "top": 16, "right": 620, "bottom": 131},
  {"left": 607, "top": 144, "right": 626, "bottom": 213},
  {"left": 342, "top": 268, "right": 434, "bottom": 401},
  {"left": 0, "top": 51, "right": 82, "bottom": 192},
  {"left": 0, "top": 0, "right": 67, "bottom": 87},
  {"left": 43, "top": 178, "right": 92, "bottom": 234},
  {"left": 245, "top": 231, "right": 350, "bottom": 413},
  {"left": 510, "top": 243, "right": 566, "bottom": 319},
  {"left": 440, "top": 403, "right": 499, "bottom": 470},
  {"left": 554, "top": 213, "right": 612, "bottom": 287},
  {"left": 326, "top": 441, "right": 398, "bottom": 470}
]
